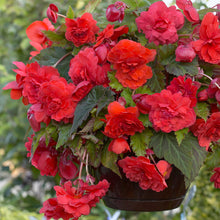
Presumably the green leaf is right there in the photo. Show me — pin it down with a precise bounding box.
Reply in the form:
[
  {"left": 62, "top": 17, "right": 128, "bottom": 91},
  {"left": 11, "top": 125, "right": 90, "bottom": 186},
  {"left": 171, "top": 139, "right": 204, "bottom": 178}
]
[
  {"left": 120, "top": 0, "right": 138, "bottom": 9},
  {"left": 101, "top": 143, "right": 121, "bottom": 177},
  {"left": 146, "top": 68, "right": 165, "bottom": 92},
  {"left": 66, "top": 6, "right": 74, "bottom": 19},
  {"left": 31, "top": 47, "right": 73, "bottom": 79},
  {"left": 135, "top": 85, "right": 154, "bottom": 95},
  {"left": 108, "top": 71, "right": 123, "bottom": 91},
  {"left": 159, "top": 44, "right": 176, "bottom": 66},
  {"left": 42, "top": 30, "right": 65, "bottom": 42},
  {"left": 56, "top": 124, "right": 72, "bottom": 149},
  {"left": 70, "top": 86, "right": 115, "bottom": 134},
  {"left": 138, "top": 113, "right": 152, "bottom": 127},
  {"left": 79, "top": 0, "right": 102, "bottom": 15},
  {"left": 150, "top": 132, "right": 207, "bottom": 187},
  {"left": 165, "top": 58, "right": 199, "bottom": 76},
  {"left": 198, "top": 8, "right": 220, "bottom": 20},
  {"left": 86, "top": 141, "right": 101, "bottom": 168},
  {"left": 68, "top": 135, "right": 82, "bottom": 150},
  {"left": 175, "top": 128, "right": 189, "bottom": 146},
  {"left": 130, "top": 128, "right": 153, "bottom": 156},
  {"left": 93, "top": 118, "right": 105, "bottom": 132},
  {"left": 121, "top": 88, "right": 135, "bottom": 107},
  {"left": 195, "top": 102, "right": 209, "bottom": 120}
]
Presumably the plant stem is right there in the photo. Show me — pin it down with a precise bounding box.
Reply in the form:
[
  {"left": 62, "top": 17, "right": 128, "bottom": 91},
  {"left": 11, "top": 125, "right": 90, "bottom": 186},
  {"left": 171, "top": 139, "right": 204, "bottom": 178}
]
[
  {"left": 57, "top": 13, "right": 67, "bottom": 19},
  {"left": 53, "top": 51, "right": 72, "bottom": 68},
  {"left": 86, "top": 153, "right": 94, "bottom": 185},
  {"left": 78, "top": 150, "right": 87, "bottom": 180},
  {"left": 200, "top": 72, "right": 220, "bottom": 89}
]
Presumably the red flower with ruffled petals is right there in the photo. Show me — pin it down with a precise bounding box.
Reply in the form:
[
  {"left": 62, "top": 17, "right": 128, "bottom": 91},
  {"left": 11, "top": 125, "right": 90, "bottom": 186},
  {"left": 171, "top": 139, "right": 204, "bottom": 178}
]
[
  {"left": 22, "top": 62, "right": 60, "bottom": 104},
  {"left": 210, "top": 167, "right": 220, "bottom": 189},
  {"left": 104, "top": 101, "right": 144, "bottom": 138},
  {"left": 47, "top": 4, "right": 59, "bottom": 23},
  {"left": 108, "top": 138, "right": 130, "bottom": 154},
  {"left": 65, "top": 13, "right": 99, "bottom": 47},
  {"left": 40, "top": 198, "right": 75, "bottom": 220},
  {"left": 118, "top": 156, "right": 167, "bottom": 192},
  {"left": 192, "top": 13, "right": 220, "bottom": 64},
  {"left": 68, "top": 47, "right": 110, "bottom": 87},
  {"left": 191, "top": 112, "right": 220, "bottom": 149},
  {"left": 33, "top": 78, "right": 76, "bottom": 122},
  {"left": 167, "top": 76, "right": 199, "bottom": 107},
  {"left": 53, "top": 179, "right": 109, "bottom": 219},
  {"left": 26, "top": 18, "right": 54, "bottom": 44},
  {"left": 146, "top": 90, "right": 196, "bottom": 133},
  {"left": 107, "top": 39, "right": 156, "bottom": 89},
  {"left": 136, "top": 1, "right": 184, "bottom": 45}
]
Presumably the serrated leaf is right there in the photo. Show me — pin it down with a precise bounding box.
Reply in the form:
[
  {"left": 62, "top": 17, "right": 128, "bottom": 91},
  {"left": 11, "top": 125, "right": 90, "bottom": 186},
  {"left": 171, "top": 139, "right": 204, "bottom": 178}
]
[
  {"left": 101, "top": 143, "right": 121, "bottom": 177},
  {"left": 146, "top": 69, "right": 165, "bottom": 92},
  {"left": 121, "top": 88, "right": 135, "bottom": 107},
  {"left": 56, "top": 124, "right": 72, "bottom": 149},
  {"left": 108, "top": 71, "right": 123, "bottom": 91},
  {"left": 69, "top": 135, "right": 82, "bottom": 150},
  {"left": 66, "top": 6, "right": 74, "bottom": 19},
  {"left": 150, "top": 132, "right": 207, "bottom": 187},
  {"left": 79, "top": 0, "right": 102, "bottom": 15},
  {"left": 86, "top": 141, "right": 101, "bottom": 168},
  {"left": 135, "top": 85, "right": 153, "bottom": 94},
  {"left": 175, "top": 128, "right": 189, "bottom": 146},
  {"left": 165, "top": 58, "right": 199, "bottom": 76},
  {"left": 70, "top": 86, "right": 114, "bottom": 134},
  {"left": 130, "top": 128, "right": 153, "bottom": 156},
  {"left": 159, "top": 44, "right": 176, "bottom": 66},
  {"left": 31, "top": 47, "right": 73, "bottom": 79},
  {"left": 194, "top": 102, "right": 209, "bottom": 120}
]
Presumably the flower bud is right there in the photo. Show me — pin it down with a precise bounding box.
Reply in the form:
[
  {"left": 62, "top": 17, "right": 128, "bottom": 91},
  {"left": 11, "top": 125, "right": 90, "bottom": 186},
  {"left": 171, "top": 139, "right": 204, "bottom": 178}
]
[
  {"left": 175, "top": 44, "right": 196, "bottom": 62},
  {"left": 197, "top": 89, "right": 208, "bottom": 101},
  {"left": 47, "top": 4, "right": 59, "bottom": 23},
  {"left": 106, "top": 1, "right": 126, "bottom": 23},
  {"left": 132, "top": 93, "right": 151, "bottom": 114},
  {"left": 27, "top": 107, "right": 41, "bottom": 132}
]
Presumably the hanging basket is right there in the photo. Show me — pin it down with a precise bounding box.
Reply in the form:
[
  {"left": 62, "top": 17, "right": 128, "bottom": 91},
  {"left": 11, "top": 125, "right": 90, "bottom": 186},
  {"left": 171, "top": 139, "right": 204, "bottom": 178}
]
[{"left": 98, "top": 165, "right": 188, "bottom": 212}]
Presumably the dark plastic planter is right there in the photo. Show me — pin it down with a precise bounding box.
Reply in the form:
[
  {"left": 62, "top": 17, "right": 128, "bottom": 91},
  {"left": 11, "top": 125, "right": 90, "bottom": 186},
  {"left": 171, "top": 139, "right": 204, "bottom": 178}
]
[{"left": 98, "top": 166, "right": 188, "bottom": 212}]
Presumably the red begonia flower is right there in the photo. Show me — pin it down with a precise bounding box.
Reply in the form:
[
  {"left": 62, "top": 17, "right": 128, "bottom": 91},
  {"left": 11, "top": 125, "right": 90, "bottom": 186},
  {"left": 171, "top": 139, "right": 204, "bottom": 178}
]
[
  {"left": 34, "top": 78, "right": 76, "bottom": 122},
  {"left": 132, "top": 93, "right": 151, "bottom": 114},
  {"left": 27, "top": 106, "right": 41, "bottom": 132},
  {"left": 65, "top": 13, "right": 99, "bottom": 47},
  {"left": 107, "top": 39, "right": 156, "bottom": 89},
  {"left": 167, "top": 76, "right": 199, "bottom": 107},
  {"left": 197, "top": 89, "right": 208, "bottom": 101},
  {"left": 40, "top": 198, "right": 75, "bottom": 220},
  {"left": 68, "top": 47, "right": 110, "bottom": 87},
  {"left": 146, "top": 90, "right": 196, "bottom": 133},
  {"left": 192, "top": 13, "right": 220, "bottom": 64},
  {"left": 191, "top": 112, "right": 220, "bottom": 149},
  {"left": 118, "top": 156, "right": 167, "bottom": 192},
  {"left": 103, "top": 101, "right": 144, "bottom": 138},
  {"left": 53, "top": 179, "right": 109, "bottom": 218},
  {"left": 175, "top": 43, "right": 196, "bottom": 62},
  {"left": 210, "top": 167, "right": 220, "bottom": 189},
  {"left": 26, "top": 18, "right": 54, "bottom": 44},
  {"left": 108, "top": 138, "right": 130, "bottom": 154},
  {"left": 22, "top": 62, "right": 60, "bottom": 104},
  {"left": 136, "top": 1, "right": 184, "bottom": 45}
]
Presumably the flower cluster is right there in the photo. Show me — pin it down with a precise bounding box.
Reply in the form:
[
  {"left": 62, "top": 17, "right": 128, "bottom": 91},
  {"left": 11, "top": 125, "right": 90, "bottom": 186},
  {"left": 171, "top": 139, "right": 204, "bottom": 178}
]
[{"left": 3, "top": 0, "right": 220, "bottom": 219}]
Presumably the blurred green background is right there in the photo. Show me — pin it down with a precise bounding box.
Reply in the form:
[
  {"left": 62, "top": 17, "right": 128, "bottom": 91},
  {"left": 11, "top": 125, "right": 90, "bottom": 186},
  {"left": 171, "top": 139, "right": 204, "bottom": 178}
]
[{"left": 0, "top": 0, "right": 219, "bottom": 219}]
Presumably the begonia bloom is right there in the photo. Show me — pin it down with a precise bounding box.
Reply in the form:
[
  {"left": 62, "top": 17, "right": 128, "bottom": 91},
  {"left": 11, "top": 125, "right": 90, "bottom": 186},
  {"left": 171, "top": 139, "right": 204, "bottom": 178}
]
[
  {"left": 65, "top": 13, "right": 99, "bottom": 47},
  {"left": 107, "top": 39, "right": 156, "bottom": 89},
  {"left": 103, "top": 101, "right": 144, "bottom": 138},
  {"left": 146, "top": 90, "right": 196, "bottom": 133},
  {"left": 136, "top": 1, "right": 184, "bottom": 45},
  {"left": 192, "top": 13, "right": 220, "bottom": 64},
  {"left": 108, "top": 138, "right": 130, "bottom": 154},
  {"left": 118, "top": 156, "right": 167, "bottom": 192}
]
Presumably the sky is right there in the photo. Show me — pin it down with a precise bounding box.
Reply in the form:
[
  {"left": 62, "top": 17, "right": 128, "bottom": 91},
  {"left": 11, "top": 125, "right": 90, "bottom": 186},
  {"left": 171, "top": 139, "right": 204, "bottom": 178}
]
[{"left": 163, "top": 0, "right": 219, "bottom": 7}]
